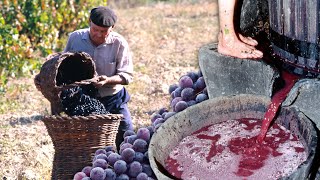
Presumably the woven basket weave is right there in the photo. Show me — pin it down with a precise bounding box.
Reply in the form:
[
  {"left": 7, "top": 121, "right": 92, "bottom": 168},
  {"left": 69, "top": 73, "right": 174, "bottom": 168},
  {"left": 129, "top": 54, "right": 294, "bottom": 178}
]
[
  {"left": 35, "top": 51, "right": 97, "bottom": 115},
  {"left": 42, "top": 114, "right": 122, "bottom": 180}
]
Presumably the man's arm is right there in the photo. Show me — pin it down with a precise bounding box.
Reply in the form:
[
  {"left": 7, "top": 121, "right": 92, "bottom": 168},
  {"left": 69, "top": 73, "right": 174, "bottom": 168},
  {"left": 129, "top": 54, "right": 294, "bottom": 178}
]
[
  {"left": 93, "top": 35, "right": 133, "bottom": 88},
  {"left": 92, "top": 74, "right": 126, "bottom": 88},
  {"left": 114, "top": 36, "right": 133, "bottom": 84}
]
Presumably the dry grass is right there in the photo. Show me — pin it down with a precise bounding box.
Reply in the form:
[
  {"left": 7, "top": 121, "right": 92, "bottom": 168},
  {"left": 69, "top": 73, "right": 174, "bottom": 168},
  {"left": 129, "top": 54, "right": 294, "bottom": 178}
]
[{"left": 0, "top": 1, "right": 218, "bottom": 179}]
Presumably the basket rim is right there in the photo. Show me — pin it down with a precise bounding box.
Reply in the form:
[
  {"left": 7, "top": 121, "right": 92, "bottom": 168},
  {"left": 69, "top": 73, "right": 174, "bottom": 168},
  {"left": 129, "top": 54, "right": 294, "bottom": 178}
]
[{"left": 42, "top": 113, "right": 123, "bottom": 122}]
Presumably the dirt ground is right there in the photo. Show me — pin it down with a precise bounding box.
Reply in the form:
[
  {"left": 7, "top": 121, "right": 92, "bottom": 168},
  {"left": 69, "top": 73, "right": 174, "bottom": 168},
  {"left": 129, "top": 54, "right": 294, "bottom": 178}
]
[{"left": 0, "top": 1, "right": 219, "bottom": 179}]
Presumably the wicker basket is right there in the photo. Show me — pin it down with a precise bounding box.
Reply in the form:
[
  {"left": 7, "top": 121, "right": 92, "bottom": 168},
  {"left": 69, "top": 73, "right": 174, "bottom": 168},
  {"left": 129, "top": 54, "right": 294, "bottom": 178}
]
[
  {"left": 35, "top": 52, "right": 97, "bottom": 115},
  {"left": 42, "top": 114, "right": 123, "bottom": 180}
]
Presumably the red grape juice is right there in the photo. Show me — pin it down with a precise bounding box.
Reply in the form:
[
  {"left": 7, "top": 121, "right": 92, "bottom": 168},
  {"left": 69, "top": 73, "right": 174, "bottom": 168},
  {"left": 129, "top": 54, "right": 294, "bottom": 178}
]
[
  {"left": 257, "top": 70, "right": 300, "bottom": 143},
  {"left": 164, "top": 119, "right": 306, "bottom": 180}
]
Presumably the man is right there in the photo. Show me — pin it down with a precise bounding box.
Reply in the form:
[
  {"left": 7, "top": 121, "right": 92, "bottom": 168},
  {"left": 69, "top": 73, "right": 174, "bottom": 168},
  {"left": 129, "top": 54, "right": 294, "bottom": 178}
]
[
  {"left": 217, "top": 0, "right": 263, "bottom": 59},
  {"left": 64, "top": 6, "right": 134, "bottom": 150}
]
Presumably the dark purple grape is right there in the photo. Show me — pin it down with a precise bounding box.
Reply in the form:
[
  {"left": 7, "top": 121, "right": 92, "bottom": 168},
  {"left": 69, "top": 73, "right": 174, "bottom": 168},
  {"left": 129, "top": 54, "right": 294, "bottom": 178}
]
[
  {"left": 107, "top": 152, "right": 122, "bottom": 166},
  {"left": 186, "top": 71, "right": 199, "bottom": 83},
  {"left": 94, "top": 153, "right": 108, "bottom": 162},
  {"left": 132, "top": 139, "right": 148, "bottom": 153},
  {"left": 115, "top": 174, "right": 130, "bottom": 180},
  {"left": 134, "top": 152, "right": 145, "bottom": 163},
  {"left": 73, "top": 172, "right": 87, "bottom": 180},
  {"left": 113, "top": 160, "right": 127, "bottom": 175},
  {"left": 94, "top": 148, "right": 107, "bottom": 156},
  {"left": 169, "top": 84, "right": 179, "bottom": 94},
  {"left": 119, "top": 143, "right": 133, "bottom": 154},
  {"left": 195, "top": 93, "right": 208, "bottom": 103},
  {"left": 125, "top": 134, "right": 137, "bottom": 145},
  {"left": 150, "top": 113, "right": 161, "bottom": 123},
  {"left": 163, "top": 111, "right": 176, "bottom": 120},
  {"left": 119, "top": 141, "right": 125, "bottom": 150},
  {"left": 105, "top": 145, "right": 115, "bottom": 152},
  {"left": 104, "top": 168, "right": 116, "bottom": 180},
  {"left": 123, "top": 136, "right": 129, "bottom": 143},
  {"left": 106, "top": 151, "right": 113, "bottom": 157},
  {"left": 157, "top": 107, "right": 168, "bottom": 115},
  {"left": 146, "top": 126, "right": 154, "bottom": 137},
  {"left": 154, "top": 123, "right": 163, "bottom": 131},
  {"left": 175, "top": 101, "right": 188, "bottom": 112},
  {"left": 181, "top": 87, "right": 195, "bottom": 101},
  {"left": 171, "top": 97, "right": 182, "bottom": 110},
  {"left": 123, "top": 130, "right": 135, "bottom": 139},
  {"left": 173, "top": 87, "right": 183, "bottom": 97},
  {"left": 121, "top": 148, "right": 135, "bottom": 163},
  {"left": 81, "top": 166, "right": 92, "bottom": 177},
  {"left": 153, "top": 118, "right": 165, "bottom": 127},
  {"left": 143, "top": 152, "right": 149, "bottom": 162},
  {"left": 142, "top": 164, "right": 153, "bottom": 177},
  {"left": 186, "top": 100, "right": 197, "bottom": 106},
  {"left": 90, "top": 167, "right": 106, "bottom": 180},
  {"left": 161, "top": 111, "right": 167, "bottom": 118},
  {"left": 136, "top": 172, "right": 148, "bottom": 180},
  {"left": 194, "top": 76, "right": 206, "bottom": 91},
  {"left": 128, "top": 161, "right": 143, "bottom": 178},
  {"left": 92, "top": 158, "right": 108, "bottom": 169},
  {"left": 170, "top": 91, "right": 175, "bottom": 99},
  {"left": 136, "top": 128, "right": 150, "bottom": 142},
  {"left": 179, "top": 75, "right": 193, "bottom": 88}
]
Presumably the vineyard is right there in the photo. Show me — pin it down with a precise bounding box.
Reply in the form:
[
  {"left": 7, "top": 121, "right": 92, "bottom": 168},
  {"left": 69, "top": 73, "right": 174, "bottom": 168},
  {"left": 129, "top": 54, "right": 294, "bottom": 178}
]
[{"left": 0, "top": 0, "right": 218, "bottom": 179}]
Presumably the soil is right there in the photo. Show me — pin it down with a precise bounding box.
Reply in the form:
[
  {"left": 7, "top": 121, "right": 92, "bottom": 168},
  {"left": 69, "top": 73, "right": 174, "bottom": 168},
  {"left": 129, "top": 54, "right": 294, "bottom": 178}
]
[{"left": 0, "top": 1, "right": 219, "bottom": 179}]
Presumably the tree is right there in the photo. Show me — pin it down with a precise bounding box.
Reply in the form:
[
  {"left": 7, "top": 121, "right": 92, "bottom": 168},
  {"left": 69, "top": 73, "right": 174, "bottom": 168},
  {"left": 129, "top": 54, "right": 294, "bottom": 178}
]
[{"left": 0, "top": 0, "right": 107, "bottom": 90}]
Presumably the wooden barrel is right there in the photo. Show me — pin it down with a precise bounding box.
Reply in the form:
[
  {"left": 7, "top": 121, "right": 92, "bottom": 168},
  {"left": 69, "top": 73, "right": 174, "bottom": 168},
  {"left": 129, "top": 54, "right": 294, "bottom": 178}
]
[{"left": 269, "top": 0, "right": 320, "bottom": 75}]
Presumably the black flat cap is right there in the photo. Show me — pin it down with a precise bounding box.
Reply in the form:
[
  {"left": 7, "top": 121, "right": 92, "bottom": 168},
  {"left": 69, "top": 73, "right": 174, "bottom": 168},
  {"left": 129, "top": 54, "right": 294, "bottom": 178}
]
[{"left": 90, "top": 6, "right": 117, "bottom": 27}]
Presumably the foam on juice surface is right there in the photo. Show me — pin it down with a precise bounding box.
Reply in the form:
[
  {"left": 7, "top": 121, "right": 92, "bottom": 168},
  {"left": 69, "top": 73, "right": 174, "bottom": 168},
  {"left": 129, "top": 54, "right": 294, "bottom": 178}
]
[{"left": 165, "top": 119, "right": 307, "bottom": 180}]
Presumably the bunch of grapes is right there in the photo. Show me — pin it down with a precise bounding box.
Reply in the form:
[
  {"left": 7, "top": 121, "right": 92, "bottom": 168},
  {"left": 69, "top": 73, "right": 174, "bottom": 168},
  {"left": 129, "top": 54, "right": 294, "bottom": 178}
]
[
  {"left": 149, "top": 107, "right": 176, "bottom": 132},
  {"left": 149, "top": 70, "right": 208, "bottom": 133},
  {"left": 169, "top": 70, "right": 208, "bottom": 113},
  {"left": 73, "top": 127, "right": 155, "bottom": 180},
  {"left": 60, "top": 84, "right": 109, "bottom": 116}
]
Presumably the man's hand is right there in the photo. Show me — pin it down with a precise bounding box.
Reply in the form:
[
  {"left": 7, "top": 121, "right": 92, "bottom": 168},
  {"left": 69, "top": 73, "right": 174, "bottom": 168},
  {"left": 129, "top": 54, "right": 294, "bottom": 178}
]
[{"left": 92, "top": 75, "right": 110, "bottom": 88}]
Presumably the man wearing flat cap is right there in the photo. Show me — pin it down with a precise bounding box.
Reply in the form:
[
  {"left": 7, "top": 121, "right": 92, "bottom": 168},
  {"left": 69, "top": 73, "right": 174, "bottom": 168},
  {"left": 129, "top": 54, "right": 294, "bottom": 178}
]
[{"left": 64, "top": 6, "right": 134, "bottom": 150}]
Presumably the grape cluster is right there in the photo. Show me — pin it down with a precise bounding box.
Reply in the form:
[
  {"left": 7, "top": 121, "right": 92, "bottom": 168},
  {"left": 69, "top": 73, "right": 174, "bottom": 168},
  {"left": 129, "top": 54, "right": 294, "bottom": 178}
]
[
  {"left": 149, "top": 70, "right": 208, "bottom": 132},
  {"left": 169, "top": 70, "right": 208, "bottom": 113},
  {"left": 73, "top": 127, "right": 155, "bottom": 180},
  {"left": 60, "top": 84, "right": 109, "bottom": 116},
  {"left": 149, "top": 107, "right": 176, "bottom": 132}
]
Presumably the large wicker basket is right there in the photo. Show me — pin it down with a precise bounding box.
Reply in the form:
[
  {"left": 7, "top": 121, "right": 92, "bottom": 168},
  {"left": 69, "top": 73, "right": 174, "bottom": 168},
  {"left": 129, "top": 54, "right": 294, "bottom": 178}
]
[{"left": 42, "top": 114, "right": 122, "bottom": 180}]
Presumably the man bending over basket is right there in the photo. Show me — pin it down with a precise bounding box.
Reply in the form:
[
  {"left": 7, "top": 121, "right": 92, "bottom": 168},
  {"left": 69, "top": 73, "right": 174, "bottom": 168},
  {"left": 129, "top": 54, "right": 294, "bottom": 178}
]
[{"left": 64, "top": 6, "right": 134, "bottom": 151}]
